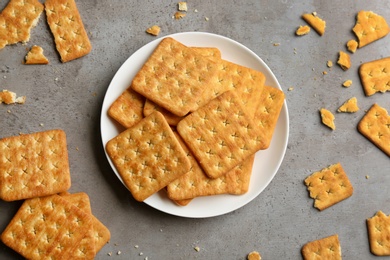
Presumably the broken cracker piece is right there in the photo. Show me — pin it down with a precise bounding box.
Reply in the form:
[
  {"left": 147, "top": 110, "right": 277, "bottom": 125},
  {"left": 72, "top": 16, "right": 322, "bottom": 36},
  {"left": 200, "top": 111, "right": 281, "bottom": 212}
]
[
  {"left": 337, "top": 97, "right": 359, "bottom": 113},
  {"left": 367, "top": 211, "right": 390, "bottom": 256},
  {"left": 174, "top": 11, "right": 186, "bottom": 19},
  {"left": 337, "top": 51, "right": 351, "bottom": 70},
  {"left": 295, "top": 25, "right": 310, "bottom": 36},
  {"left": 301, "top": 234, "right": 341, "bottom": 260},
  {"left": 320, "top": 108, "right": 335, "bottom": 130},
  {"left": 146, "top": 25, "right": 161, "bottom": 36},
  {"left": 178, "top": 2, "right": 188, "bottom": 12},
  {"left": 247, "top": 251, "right": 262, "bottom": 260},
  {"left": 0, "top": 90, "right": 26, "bottom": 104},
  {"left": 302, "top": 12, "right": 326, "bottom": 36},
  {"left": 347, "top": 39, "right": 358, "bottom": 53},
  {"left": 342, "top": 80, "right": 352, "bottom": 88},
  {"left": 25, "top": 45, "right": 49, "bottom": 65}
]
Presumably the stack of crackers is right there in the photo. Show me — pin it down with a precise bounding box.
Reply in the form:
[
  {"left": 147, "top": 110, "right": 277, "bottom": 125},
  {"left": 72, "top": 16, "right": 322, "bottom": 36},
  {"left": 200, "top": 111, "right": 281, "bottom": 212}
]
[
  {"left": 0, "top": 130, "right": 110, "bottom": 258},
  {"left": 105, "top": 37, "right": 285, "bottom": 205}
]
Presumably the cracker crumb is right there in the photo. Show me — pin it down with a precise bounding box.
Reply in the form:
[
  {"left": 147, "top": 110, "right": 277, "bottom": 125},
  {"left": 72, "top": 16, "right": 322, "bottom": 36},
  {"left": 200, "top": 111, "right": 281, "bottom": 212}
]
[
  {"left": 107, "top": 252, "right": 112, "bottom": 256},
  {"left": 194, "top": 9, "right": 198, "bottom": 13},
  {"left": 366, "top": 175, "right": 370, "bottom": 179},
  {"left": 322, "top": 71, "right": 328, "bottom": 75},
  {"left": 146, "top": 25, "right": 161, "bottom": 36},
  {"left": 194, "top": 246, "right": 200, "bottom": 252},
  {"left": 174, "top": 12, "right": 186, "bottom": 19},
  {"left": 39, "top": 123, "right": 44, "bottom": 127},
  {"left": 140, "top": 252, "right": 144, "bottom": 256},
  {"left": 7, "top": 110, "right": 11, "bottom": 113},
  {"left": 295, "top": 25, "right": 310, "bottom": 36},
  {"left": 347, "top": 39, "right": 358, "bottom": 53},
  {"left": 205, "top": 16, "right": 209, "bottom": 21},
  {"left": 248, "top": 250, "right": 262, "bottom": 260},
  {"left": 342, "top": 80, "right": 352, "bottom": 88},
  {"left": 273, "top": 42, "right": 280, "bottom": 46},
  {"left": 327, "top": 60, "right": 333, "bottom": 68},
  {"left": 117, "top": 251, "right": 121, "bottom": 255},
  {"left": 288, "top": 87, "right": 294, "bottom": 91},
  {"left": 178, "top": 2, "right": 187, "bottom": 11},
  {"left": 135, "top": 245, "right": 139, "bottom": 249},
  {"left": 337, "top": 51, "right": 351, "bottom": 70},
  {"left": 312, "top": 11, "right": 317, "bottom": 16}
]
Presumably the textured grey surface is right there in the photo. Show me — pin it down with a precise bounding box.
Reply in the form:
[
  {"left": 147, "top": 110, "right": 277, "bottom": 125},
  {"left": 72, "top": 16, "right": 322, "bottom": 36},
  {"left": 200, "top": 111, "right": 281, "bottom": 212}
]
[{"left": 1, "top": 0, "right": 390, "bottom": 259}]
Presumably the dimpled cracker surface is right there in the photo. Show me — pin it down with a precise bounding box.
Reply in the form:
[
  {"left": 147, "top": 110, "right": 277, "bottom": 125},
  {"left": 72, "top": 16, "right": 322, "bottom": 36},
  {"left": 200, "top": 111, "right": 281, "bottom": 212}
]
[
  {"left": 0, "top": 129, "right": 71, "bottom": 201},
  {"left": 367, "top": 211, "right": 390, "bottom": 256},
  {"left": 108, "top": 87, "right": 146, "bottom": 128},
  {"left": 131, "top": 37, "right": 219, "bottom": 117},
  {"left": 301, "top": 234, "right": 341, "bottom": 260},
  {"left": 0, "top": 195, "right": 95, "bottom": 259},
  {"left": 359, "top": 57, "right": 390, "bottom": 96},
  {"left": 45, "top": 0, "right": 91, "bottom": 62},
  {"left": 106, "top": 111, "right": 191, "bottom": 201},
  {"left": 353, "top": 10, "right": 390, "bottom": 48},
  {"left": 357, "top": 103, "right": 390, "bottom": 156},
  {"left": 304, "top": 163, "right": 353, "bottom": 211},
  {"left": 177, "top": 90, "right": 267, "bottom": 179},
  {"left": 167, "top": 133, "right": 254, "bottom": 201},
  {"left": 0, "top": 0, "right": 44, "bottom": 49}
]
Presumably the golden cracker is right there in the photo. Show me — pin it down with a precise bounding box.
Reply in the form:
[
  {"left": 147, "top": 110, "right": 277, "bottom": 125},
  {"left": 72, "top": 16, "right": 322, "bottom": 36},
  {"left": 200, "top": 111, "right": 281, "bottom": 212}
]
[
  {"left": 301, "top": 234, "right": 341, "bottom": 260},
  {"left": 337, "top": 97, "right": 359, "bottom": 113},
  {"left": 106, "top": 111, "right": 191, "bottom": 201},
  {"left": 0, "top": 90, "right": 26, "bottom": 104},
  {"left": 45, "top": 0, "right": 92, "bottom": 62},
  {"left": 302, "top": 12, "right": 326, "bottom": 36},
  {"left": 304, "top": 163, "right": 353, "bottom": 211},
  {"left": 352, "top": 10, "right": 390, "bottom": 48},
  {"left": 25, "top": 45, "right": 49, "bottom": 65},
  {"left": 0, "top": 0, "right": 44, "bottom": 49},
  {"left": 295, "top": 25, "right": 310, "bottom": 36},
  {"left": 131, "top": 37, "right": 219, "bottom": 117},
  {"left": 108, "top": 87, "right": 146, "bottom": 128},
  {"left": 359, "top": 57, "right": 390, "bottom": 96},
  {"left": 367, "top": 211, "right": 390, "bottom": 256},
  {"left": 1, "top": 194, "right": 95, "bottom": 259},
  {"left": 346, "top": 39, "right": 358, "bottom": 53},
  {"left": 146, "top": 25, "right": 161, "bottom": 36},
  {"left": 357, "top": 103, "right": 390, "bottom": 156},
  {"left": 320, "top": 108, "right": 335, "bottom": 130},
  {"left": 177, "top": 90, "right": 267, "bottom": 179},
  {"left": 337, "top": 51, "right": 351, "bottom": 70},
  {"left": 0, "top": 129, "right": 71, "bottom": 201}
]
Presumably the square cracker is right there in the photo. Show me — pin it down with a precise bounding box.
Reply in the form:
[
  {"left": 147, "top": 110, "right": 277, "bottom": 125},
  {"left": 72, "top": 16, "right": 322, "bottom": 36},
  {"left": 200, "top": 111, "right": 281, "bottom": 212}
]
[
  {"left": 301, "top": 234, "right": 341, "bottom": 260},
  {"left": 304, "top": 163, "right": 353, "bottom": 211},
  {"left": 0, "top": 0, "right": 44, "bottom": 49},
  {"left": 131, "top": 37, "right": 219, "bottom": 117},
  {"left": 352, "top": 10, "right": 390, "bottom": 48},
  {"left": 1, "top": 194, "right": 95, "bottom": 259},
  {"left": 106, "top": 111, "right": 191, "bottom": 201},
  {"left": 359, "top": 57, "right": 390, "bottom": 96},
  {"left": 0, "top": 129, "right": 71, "bottom": 201},
  {"left": 177, "top": 90, "right": 267, "bottom": 179},
  {"left": 367, "top": 211, "right": 390, "bottom": 256},
  {"left": 45, "top": 0, "right": 92, "bottom": 62},
  {"left": 357, "top": 103, "right": 390, "bottom": 156}
]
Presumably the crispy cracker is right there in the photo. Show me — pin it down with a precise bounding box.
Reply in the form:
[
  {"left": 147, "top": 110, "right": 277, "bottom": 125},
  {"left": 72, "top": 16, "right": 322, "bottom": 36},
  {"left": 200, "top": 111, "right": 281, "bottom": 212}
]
[
  {"left": 247, "top": 251, "right": 262, "bottom": 260},
  {"left": 346, "top": 39, "right": 358, "bottom": 53},
  {"left": 0, "top": 90, "right": 26, "bottom": 104},
  {"left": 304, "top": 163, "right": 353, "bottom": 211},
  {"left": 301, "top": 234, "right": 341, "bottom": 260},
  {"left": 45, "top": 0, "right": 91, "bottom": 62},
  {"left": 302, "top": 12, "right": 326, "bottom": 36},
  {"left": 146, "top": 25, "right": 161, "bottom": 36},
  {"left": 357, "top": 103, "right": 390, "bottom": 156},
  {"left": 25, "top": 45, "right": 49, "bottom": 65},
  {"left": 342, "top": 80, "right": 352, "bottom": 88},
  {"left": 337, "top": 51, "right": 351, "bottom": 70},
  {"left": 352, "top": 11, "right": 390, "bottom": 48},
  {"left": 0, "top": 0, "right": 44, "bottom": 49},
  {"left": 337, "top": 97, "right": 359, "bottom": 113},
  {"left": 131, "top": 37, "right": 219, "bottom": 117},
  {"left": 295, "top": 25, "right": 310, "bottom": 36},
  {"left": 108, "top": 87, "right": 146, "bottom": 129},
  {"left": 367, "top": 211, "right": 390, "bottom": 256},
  {"left": 1, "top": 194, "right": 95, "bottom": 259},
  {"left": 0, "top": 129, "right": 71, "bottom": 201},
  {"left": 320, "top": 108, "right": 335, "bottom": 130},
  {"left": 106, "top": 111, "right": 191, "bottom": 201},
  {"left": 177, "top": 90, "right": 266, "bottom": 179},
  {"left": 359, "top": 57, "right": 390, "bottom": 96}
]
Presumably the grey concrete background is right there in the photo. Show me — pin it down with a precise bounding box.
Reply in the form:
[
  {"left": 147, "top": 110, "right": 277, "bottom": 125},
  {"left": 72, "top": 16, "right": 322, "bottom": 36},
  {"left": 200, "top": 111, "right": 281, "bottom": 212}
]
[{"left": 1, "top": 0, "right": 390, "bottom": 259}]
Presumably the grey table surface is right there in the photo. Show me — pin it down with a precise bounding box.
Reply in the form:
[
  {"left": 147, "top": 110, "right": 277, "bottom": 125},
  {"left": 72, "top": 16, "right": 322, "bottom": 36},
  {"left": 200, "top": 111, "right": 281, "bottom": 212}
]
[{"left": 1, "top": 0, "right": 390, "bottom": 259}]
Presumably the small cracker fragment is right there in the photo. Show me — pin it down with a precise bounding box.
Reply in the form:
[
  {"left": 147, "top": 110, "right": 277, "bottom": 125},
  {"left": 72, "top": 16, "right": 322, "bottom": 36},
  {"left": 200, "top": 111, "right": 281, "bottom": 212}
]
[
  {"left": 327, "top": 60, "right": 333, "bottom": 68},
  {"left": 295, "top": 25, "right": 310, "bottom": 36},
  {"left": 174, "top": 11, "right": 186, "bottom": 19},
  {"left": 357, "top": 103, "right": 390, "bottom": 156},
  {"left": 337, "top": 97, "right": 359, "bottom": 113},
  {"left": 108, "top": 87, "right": 145, "bottom": 129},
  {"left": 346, "top": 39, "right": 358, "bottom": 53},
  {"left": 25, "top": 45, "right": 49, "bottom": 65},
  {"left": 342, "top": 80, "right": 352, "bottom": 88},
  {"left": 45, "top": 0, "right": 92, "bottom": 62},
  {"left": 0, "top": 90, "right": 26, "bottom": 104},
  {"left": 178, "top": 2, "right": 188, "bottom": 12},
  {"left": 302, "top": 12, "right": 326, "bottom": 36},
  {"left": 0, "top": 0, "right": 44, "bottom": 49},
  {"left": 352, "top": 10, "right": 390, "bottom": 48},
  {"left": 1, "top": 194, "right": 95, "bottom": 259},
  {"left": 320, "top": 108, "right": 335, "bottom": 130},
  {"left": 304, "top": 163, "right": 353, "bottom": 211},
  {"left": 0, "top": 129, "right": 71, "bottom": 201},
  {"left": 247, "top": 251, "right": 262, "bottom": 260},
  {"left": 301, "top": 234, "right": 341, "bottom": 260},
  {"left": 367, "top": 211, "right": 390, "bottom": 256},
  {"left": 177, "top": 90, "right": 267, "bottom": 179},
  {"left": 337, "top": 51, "right": 351, "bottom": 70},
  {"left": 146, "top": 25, "right": 161, "bottom": 36},
  {"left": 359, "top": 57, "right": 390, "bottom": 96},
  {"left": 106, "top": 111, "right": 191, "bottom": 201}
]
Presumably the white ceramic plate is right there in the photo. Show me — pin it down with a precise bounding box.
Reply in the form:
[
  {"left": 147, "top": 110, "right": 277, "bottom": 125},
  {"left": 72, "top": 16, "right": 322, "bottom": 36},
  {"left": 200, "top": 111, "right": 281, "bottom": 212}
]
[{"left": 100, "top": 32, "right": 289, "bottom": 218}]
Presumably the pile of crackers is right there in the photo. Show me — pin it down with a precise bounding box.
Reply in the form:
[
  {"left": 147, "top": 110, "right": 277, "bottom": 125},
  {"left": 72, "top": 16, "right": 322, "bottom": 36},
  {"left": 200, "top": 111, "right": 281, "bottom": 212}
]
[
  {"left": 105, "top": 37, "right": 285, "bottom": 205},
  {"left": 0, "top": 129, "right": 110, "bottom": 258}
]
